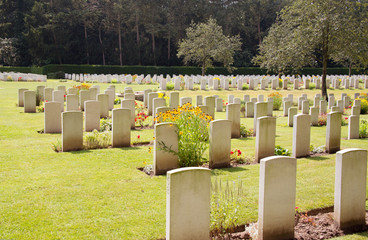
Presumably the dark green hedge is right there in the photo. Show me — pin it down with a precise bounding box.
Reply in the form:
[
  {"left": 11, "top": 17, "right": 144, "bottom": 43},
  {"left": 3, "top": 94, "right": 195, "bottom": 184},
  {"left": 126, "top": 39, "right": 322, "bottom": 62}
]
[
  {"left": 0, "top": 66, "right": 42, "bottom": 74},
  {"left": 1, "top": 64, "right": 366, "bottom": 76}
]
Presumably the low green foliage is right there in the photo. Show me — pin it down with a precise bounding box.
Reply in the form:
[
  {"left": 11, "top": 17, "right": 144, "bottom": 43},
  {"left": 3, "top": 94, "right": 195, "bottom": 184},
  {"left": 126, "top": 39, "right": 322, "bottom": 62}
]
[
  {"left": 51, "top": 139, "right": 62, "bottom": 152},
  {"left": 274, "top": 145, "right": 291, "bottom": 156},
  {"left": 242, "top": 84, "right": 249, "bottom": 90},
  {"left": 310, "top": 145, "right": 326, "bottom": 154},
  {"left": 240, "top": 124, "right": 253, "bottom": 137},
  {"left": 100, "top": 118, "right": 112, "bottom": 132},
  {"left": 83, "top": 130, "right": 111, "bottom": 149},
  {"left": 211, "top": 178, "right": 243, "bottom": 237},
  {"left": 309, "top": 82, "right": 316, "bottom": 90},
  {"left": 156, "top": 103, "right": 212, "bottom": 167},
  {"left": 166, "top": 82, "right": 174, "bottom": 90},
  {"left": 268, "top": 92, "right": 283, "bottom": 110},
  {"left": 359, "top": 119, "right": 368, "bottom": 138}
]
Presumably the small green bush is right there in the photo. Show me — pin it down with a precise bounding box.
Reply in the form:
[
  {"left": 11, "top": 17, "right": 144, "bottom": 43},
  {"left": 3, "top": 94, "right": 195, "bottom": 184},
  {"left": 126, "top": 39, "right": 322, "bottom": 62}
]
[
  {"left": 240, "top": 124, "right": 253, "bottom": 137},
  {"left": 309, "top": 83, "right": 316, "bottom": 90},
  {"left": 84, "top": 130, "right": 111, "bottom": 149},
  {"left": 211, "top": 178, "right": 243, "bottom": 237},
  {"left": 275, "top": 145, "right": 291, "bottom": 156},
  {"left": 166, "top": 82, "right": 174, "bottom": 90},
  {"left": 100, "top": 118, "right": 112, "bottom": 132},
  {"left": 359, "top": 119, "right": 368, "bottom": 138},
  {"left": 268, "top": 92, "right": 283, "bottom": 110},
  {"left": 242, "top": 84, "right": 249, "bottom": 90},
  {"left": 361, "top": 97, "right": 368, "bottom": 114}
]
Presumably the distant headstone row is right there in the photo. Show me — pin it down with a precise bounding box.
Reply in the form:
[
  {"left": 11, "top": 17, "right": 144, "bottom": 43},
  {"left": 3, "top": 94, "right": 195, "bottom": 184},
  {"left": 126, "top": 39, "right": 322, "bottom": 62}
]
[
  {"left": 65, "top": 73, "right": 368, "bottom": 90},
  {"left": 1, "top": 72, "right": 47, "bottom": 82}
]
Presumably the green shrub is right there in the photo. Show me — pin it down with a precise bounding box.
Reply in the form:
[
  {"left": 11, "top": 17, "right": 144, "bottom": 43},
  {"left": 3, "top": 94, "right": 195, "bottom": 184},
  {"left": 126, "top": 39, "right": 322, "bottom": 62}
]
[
  {"left": 83, "top": 130, "right": 111, "bottom": 149},
  {"left": 166, "top": 82, "right": 174, "bottom": 90},
  {"left": 318, "top": 114, "right": 327, "bottom": 126},
  {"left": 242, "top": 84, "right": 249, "bottom": 90},
  {"left": 240, "top": 124, "right": 253, "bottom": 137},
  {"left": 211, "top": 178, "right": 243, "bottom": 237},
  {"left": 156, "top": 103, "right": 212, "bottom": 167},
  {"left": 100, "top": 118, "right": 112, "bottom": 132},
  {"left": 359, "top": 120, "right": 368, "bottom": 138},
  {"left": 268, "top": 92, "right": 283, "bottom": 110},
  {"left": 309, "top": 83, "right": 316, "bottom": 90},
  {"left": 275, "top": 145, "right": 291, "bottom": 156},
  {"left": 361, "top": 97, "right": 368, "bottom": 114}
]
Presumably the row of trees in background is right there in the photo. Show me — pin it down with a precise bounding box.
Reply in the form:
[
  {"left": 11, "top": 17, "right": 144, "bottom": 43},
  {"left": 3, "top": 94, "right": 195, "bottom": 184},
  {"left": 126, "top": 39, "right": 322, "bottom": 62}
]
[{"left": 0, "top": 0, "right": 288, "bottom": 67}]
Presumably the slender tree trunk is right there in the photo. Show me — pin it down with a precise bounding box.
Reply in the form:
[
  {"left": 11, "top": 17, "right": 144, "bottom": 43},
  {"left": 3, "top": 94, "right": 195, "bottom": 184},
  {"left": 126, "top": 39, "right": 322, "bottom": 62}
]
[
  {"left": 136, "top": 13, "right": 141, "bottom": 65},
  {"left": 84, "top": 22, "right": 90, "bottom": 65},
  {"left": 52, "top": 29, "right": 62, "bottom": 64},
  {"left": 98, "top": 26, "right": 105, "bottom": 65},
  {"left": 348, "top": 61, "right": 352, "bottom": 77},
  {"left": 167, "top": 36, "right": 171, "bottom": 66},
  {"left": 118, "top": 20, "right": 122, "bottom": 66},
  {"left": 201, "top": 60, "right": 205, "bottom": 76},
  {"left": 257, "top": 14, "right": 262, "bottom": 46},
  {"left": 152, "top": 32, "right": 156, "bottom": 66},
  {"left": 322, "top": 39, "right": 328, "bottom": 101}
]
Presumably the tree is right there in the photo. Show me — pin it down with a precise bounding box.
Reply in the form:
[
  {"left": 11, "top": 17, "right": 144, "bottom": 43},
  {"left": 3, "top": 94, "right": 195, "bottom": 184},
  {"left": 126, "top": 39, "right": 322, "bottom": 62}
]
[
  {"left": 177, "top": 18, "right": 241, "bottom": 75},
  {"left": 253, "top": 0, "right": 367, "bottom": 100}
]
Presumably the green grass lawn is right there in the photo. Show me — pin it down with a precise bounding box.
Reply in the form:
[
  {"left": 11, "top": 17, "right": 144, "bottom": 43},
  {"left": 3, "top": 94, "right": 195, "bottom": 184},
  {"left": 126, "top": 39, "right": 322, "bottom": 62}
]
[{"left": 1, "top": 80, "right": 368, "bottom": 239}]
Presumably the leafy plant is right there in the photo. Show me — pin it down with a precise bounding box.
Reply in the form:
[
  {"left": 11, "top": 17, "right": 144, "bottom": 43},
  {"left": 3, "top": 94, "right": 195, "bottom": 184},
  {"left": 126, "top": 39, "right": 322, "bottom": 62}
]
[
  {"left": 268, "top": 92, "right": 283, "bottom": 110},
  {"left": 318, "top": 113, "right": 327, "bottom": 126},
  {"left": 36, "top": 105, "right": 44, "bottom": 113},
  {"left": 114, "top": 98, "right": 121, "bottom": 104},
  {"left": 135, "top": 102, "right": 149, "bottom": 127},
  {"left": 360, "top": 96, "right": 368, "bottom": 114},
  {"left": 111, "top": 79, "right": 118, "bottom": 84},
  {"left": 242, "top": 84, "right": 249, "bottom": 90},
  {"left": 309, "top": 82, "right": 316, "bottom": 90},
  {"left": 240, "top": 124, "right": 253, "bottom": 137},
  {"left": 166, "top": 82, "right": 174, "bottom": 90},
  {"left": 156, "top": 103, "right": 212, "bottom": 167},
  {"left": 100, "top": 118, "right": 112, "bottom": 132},
  {"left": 341, "top": 116, "right": 348, "bottom": 126},
  {"left": 275, "top": 145, "right": 291, "bottom": 156},
  {"left": 359, "top": 119, "right": 368, "bottom": 138},
  {"left": 211, "top": 177, "right": 244, "bottom": 238},
  {"left": 309, "top": 145, "right": 325, "bottom": 154},
  {"left": 83, "top": 130, "right": 111, "bottom": 149},
  {"left": 51, "top": 139, "right": 62, "bottom": 152}
]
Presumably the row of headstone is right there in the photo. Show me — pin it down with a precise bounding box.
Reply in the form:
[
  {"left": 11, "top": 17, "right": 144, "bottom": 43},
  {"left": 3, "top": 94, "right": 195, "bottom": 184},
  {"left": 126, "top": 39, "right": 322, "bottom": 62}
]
[
  {"left": 1, "top": 72, "right": 47, "bottom": 82},
  {"left": 61, "top": 108, "right": 131, "bottom": 152},
  {"left": 64, "top": 72, "right": 368, "bottom": 90},
  {"left": 165, "top": 148, "right": 367, "bottom": 239}
]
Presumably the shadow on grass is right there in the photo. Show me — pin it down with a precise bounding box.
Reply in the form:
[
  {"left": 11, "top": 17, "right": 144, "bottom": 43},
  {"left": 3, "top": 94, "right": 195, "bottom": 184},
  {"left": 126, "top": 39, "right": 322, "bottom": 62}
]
[
  {"left": 307, "top": 156, "right": 329, "bottom": 161},
  {"left": 211, "top": 167, "right": 249, "bottom": 175},
  {"left": 70, "top": 149, "right": 93, "bottom": 154},
  {"left": 236, "top": 137, "right": 254, "bottom": 142}
]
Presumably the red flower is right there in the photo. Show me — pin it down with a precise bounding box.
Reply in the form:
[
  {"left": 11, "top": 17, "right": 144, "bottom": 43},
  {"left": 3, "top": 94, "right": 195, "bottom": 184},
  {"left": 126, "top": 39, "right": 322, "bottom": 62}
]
[
  {"left": 348, "top": 106, "right": 351, "bottom": 108},
  {"left": 226, "top": 102, "right": 228, "bottom": 105},
  {"left": 230, "top": 151, "right": 234, "bottom": 155},
  {"left": 144, "top": 116, "right": 148, "bottom": 119},
  {"left": 45, "top": 100, "right": 48, "bottom": 102},
  {"left": 64, "top": 95, "right": 66, "bottom": 97},
  {"left": 237, "top": 149, "right": 242, "bottom": 156},
  {"left": 135, "top": 101, "right": 137, "bottom": 105},
  {"left": 344, "top": 117, "right": 348, "bottom": 120},
  {"left": 137, "top": 135, "right": 140, "bottom": 139}
]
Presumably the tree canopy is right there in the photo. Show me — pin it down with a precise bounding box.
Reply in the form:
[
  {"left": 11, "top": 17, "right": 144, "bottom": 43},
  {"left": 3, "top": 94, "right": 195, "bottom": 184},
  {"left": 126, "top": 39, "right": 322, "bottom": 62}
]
[
  {"left": 0, "top": 0, "right": 287, "bottom": 67},
  {"left": 254, "top": 0, "right": 368, "bottom": 99},
  {"left": 177, "top": 18, "right": 241, "bottom": 75}
]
